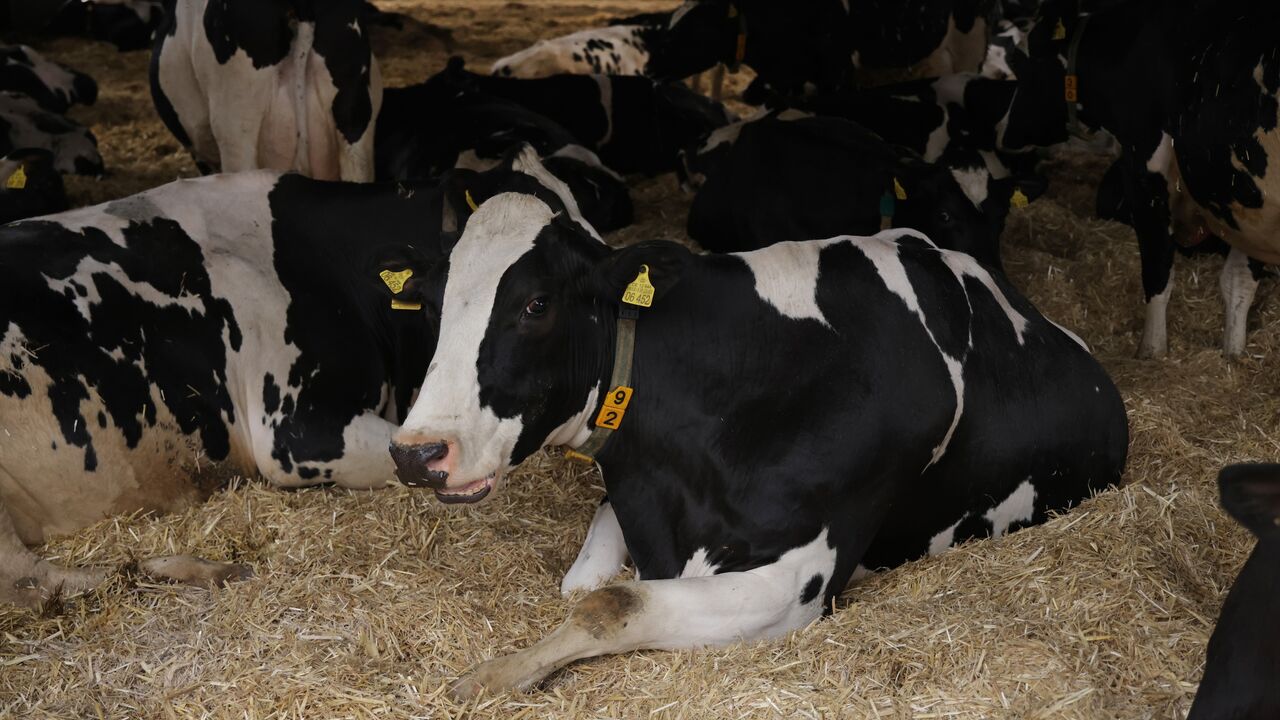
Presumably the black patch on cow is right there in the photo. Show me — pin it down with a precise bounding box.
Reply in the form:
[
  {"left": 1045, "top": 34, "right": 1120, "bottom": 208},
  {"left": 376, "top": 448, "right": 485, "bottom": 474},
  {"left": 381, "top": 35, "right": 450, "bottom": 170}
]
[
  {"left": 202, "top": 0, "right": 293, "bottom": 68},
  {"left": 263, "top": 373, "right": 281, "bottom": 414},
  {"left": 312, "top": 0, "right": 376, "bottom": 145},
  {"left": 800, "top": 574, "right": 824, "bottom": 604},
  {"left": 0, "top": 215, "right": 240, "bottom": 471}
]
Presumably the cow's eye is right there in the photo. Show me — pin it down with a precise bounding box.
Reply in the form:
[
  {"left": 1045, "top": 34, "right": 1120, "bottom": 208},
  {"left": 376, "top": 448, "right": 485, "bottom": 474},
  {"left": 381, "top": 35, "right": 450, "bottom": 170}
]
[{"left": 523, "top": 296, "right": 549, "bottom": 318}]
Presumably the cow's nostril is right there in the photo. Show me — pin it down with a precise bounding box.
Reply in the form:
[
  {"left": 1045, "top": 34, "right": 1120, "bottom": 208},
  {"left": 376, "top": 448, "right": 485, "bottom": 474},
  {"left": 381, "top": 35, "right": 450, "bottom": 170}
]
[{"left": 389, "top": 441, "right": 450, "bottom": 489}]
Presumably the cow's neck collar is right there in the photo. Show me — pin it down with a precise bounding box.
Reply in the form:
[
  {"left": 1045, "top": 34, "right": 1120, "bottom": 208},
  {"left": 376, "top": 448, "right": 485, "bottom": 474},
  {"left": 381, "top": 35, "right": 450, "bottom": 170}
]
[
  {"left": 1064, "top": 13, "right": 1094, "bottom": 140},
  {"left": 563, "top": 280, "right": 648, "bottom": 464}
]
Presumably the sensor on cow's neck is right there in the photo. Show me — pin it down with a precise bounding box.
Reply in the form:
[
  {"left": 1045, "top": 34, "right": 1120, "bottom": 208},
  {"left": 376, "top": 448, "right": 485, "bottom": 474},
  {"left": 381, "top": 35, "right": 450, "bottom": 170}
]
[{"left": 563, "top": 264, "right": 650, "bottom": 464}]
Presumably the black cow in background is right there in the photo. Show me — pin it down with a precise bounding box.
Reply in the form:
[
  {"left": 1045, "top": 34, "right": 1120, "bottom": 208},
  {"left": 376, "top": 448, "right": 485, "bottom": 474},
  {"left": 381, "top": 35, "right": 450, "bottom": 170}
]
[
  {"left": 687, "top": 114, "right": 1044, "bottom": 271},
  {"left": 1188, "top": 463, "right": 1280, "bottom": 719},
  {"left": 376, "top": 82, "right": 634, "bottom": 233},
  {"left": 649, "top": 0, "right": 998, "bottom": 101},
  {"left": 394, "top": 57, "right": 734, "bottom": 176}
]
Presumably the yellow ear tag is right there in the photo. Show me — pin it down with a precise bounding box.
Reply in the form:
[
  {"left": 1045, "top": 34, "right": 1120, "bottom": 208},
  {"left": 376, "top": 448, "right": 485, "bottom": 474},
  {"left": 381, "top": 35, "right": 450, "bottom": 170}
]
[
  {"left": 621, "top": 264, "right": 656, "bottom": 307},
  {"left": 465, "top": 190, "right": 479, "bottom": 212},
  {"left": 1011, "top": 188, "right": 1029, "bottom": 209},
  {"left": 1053, "top": 19, "right": 1067, "bottom": 40},
  {"left": 390, "top": 299, "right": 422, "bottom": 311},
  {"left": 5, "top": 165, "right": 26, "bottom": 190},
  {"left": 893, "top": 177, "right": 908, "bottom": 201},
  {"left": 379, "top": 268, "right": 413, "bottom": 294}
]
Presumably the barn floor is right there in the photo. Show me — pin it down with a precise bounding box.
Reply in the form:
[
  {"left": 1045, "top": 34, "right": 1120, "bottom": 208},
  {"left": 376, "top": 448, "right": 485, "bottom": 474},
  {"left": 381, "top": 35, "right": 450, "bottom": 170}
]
[{"left": 2, "top": 1, "right": 1277, "bottom": 718}]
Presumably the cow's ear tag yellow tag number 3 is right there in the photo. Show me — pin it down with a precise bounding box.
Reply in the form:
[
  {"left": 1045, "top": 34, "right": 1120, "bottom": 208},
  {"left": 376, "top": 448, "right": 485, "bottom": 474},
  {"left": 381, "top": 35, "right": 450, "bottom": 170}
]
[
  {"left": 594, "top": 386, "right": 634, "bottom": 430},
  {"left": 622, "top": 264, "right": 655, "bottom": 307}
]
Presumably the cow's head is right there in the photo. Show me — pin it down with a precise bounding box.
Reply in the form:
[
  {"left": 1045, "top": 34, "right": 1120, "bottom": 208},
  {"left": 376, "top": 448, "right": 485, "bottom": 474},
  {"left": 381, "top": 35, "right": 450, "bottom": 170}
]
[
  {"left": 998, "top": 0, "right": 1083, "bottom": 149},
  {"left": 892, "top": 151, "right": 1046, "bottom": 272},
  {"left": 389, "top": 190, "right": 684, "bottom": 504},
  {"left": 646, "top": 0, "right": 741, "bottom": 81}
]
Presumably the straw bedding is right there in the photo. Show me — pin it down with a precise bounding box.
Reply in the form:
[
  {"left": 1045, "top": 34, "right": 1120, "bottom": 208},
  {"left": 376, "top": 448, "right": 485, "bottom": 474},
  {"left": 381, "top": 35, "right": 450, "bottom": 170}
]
[{"left": 2, "top": 1, "right": 1276, "bottom": 717}]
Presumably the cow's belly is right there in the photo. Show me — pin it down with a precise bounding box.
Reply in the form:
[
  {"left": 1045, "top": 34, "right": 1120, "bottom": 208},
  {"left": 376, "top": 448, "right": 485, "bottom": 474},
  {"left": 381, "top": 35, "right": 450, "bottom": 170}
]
[
  {"left": 1175, "top": 129, "right": 1280, "bottom": 264},
  {"left": 255, "top": 26, "right": 341, "bottom": 180},
  {"left": 0, "top": 348, "right": 242, "bottom": 545}
]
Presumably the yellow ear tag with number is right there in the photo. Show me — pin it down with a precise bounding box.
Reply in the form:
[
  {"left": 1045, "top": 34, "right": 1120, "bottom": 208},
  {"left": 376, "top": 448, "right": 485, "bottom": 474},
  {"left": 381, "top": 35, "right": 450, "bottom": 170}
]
[
  {"left": 379, "top": 268, "right": 413, "bottom": 294},
  {"left": 1053, "top": 19, "right": 1067, "bottom": 40},
  {"left": 893, "top": 177, "right": 908, "bottom": 201},
  {"left": 5, "top": 165, "right": 26, "bottom": 190},
  {"left": 1011, "top": 188, "right": 1029, "bottom": 209},
  {"left": 622, "top": 264, "right": 656, "bottom": 307},
  {"left": 465, "top": 190, "right": 479, "bottom": 212},
  {"left": 594, "top": 385, "right": 634, "bottom": 429}
]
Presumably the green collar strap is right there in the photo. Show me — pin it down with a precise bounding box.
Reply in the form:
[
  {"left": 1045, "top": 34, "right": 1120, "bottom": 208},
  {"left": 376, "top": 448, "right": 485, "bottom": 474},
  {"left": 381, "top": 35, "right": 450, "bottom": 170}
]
[{"left": 564, "top": 266, "right": 652, "bottom": 464}]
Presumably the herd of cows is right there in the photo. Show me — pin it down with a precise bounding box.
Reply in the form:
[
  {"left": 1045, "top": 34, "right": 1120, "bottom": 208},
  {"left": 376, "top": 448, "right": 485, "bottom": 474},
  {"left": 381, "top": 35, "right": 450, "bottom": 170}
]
[{"left": 0, "top": 0, "right": 1277, "bottom": 713}]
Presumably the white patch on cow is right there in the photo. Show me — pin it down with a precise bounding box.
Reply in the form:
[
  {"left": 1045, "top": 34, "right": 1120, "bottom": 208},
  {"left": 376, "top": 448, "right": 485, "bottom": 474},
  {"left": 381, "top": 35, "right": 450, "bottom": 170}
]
[
  {"left": 680, "top": 548, "right": 720, "bottom": 578},
  {"left": 561, "top": 500, "right": 629, "bottom": 595},
  {"left": 928, "top": 516, "right": 965, "bottom": 556},
  {"left": 397, "top": 193, "right": 556, "bottom": 482},
  {"left": 736, "top": 241, "right": 830, "bottom": 326},
  {"left": 348, "top": 19, "right": 361, "bottom": 35},
  {"left": 491, "top": 26, "right": 651, "bottom": 78},
  {"left": 0, "top": 322, "right": 32, "bottom": 379},
  {"left": 949, "top": 166, "right": 990, "bottom": 208},
  {"left": 985, "top": 479, "right": 1036, "bottom": 538},
  {"left": 44, "top": 256, "right": 204, "bottom": 324},
  {"left": 9, "top": 45, "right": 79, "bottom": 106},
  {"left": 45, "top": 204, "right": 133, "bottom": 246},
  {"left": 1220, "top": 247, "right": 1259, "bottom": 357},
  {"left": 669, "top": 1, "right": 697, "bottom": 28},
  {"left": 547, "top": 143, "right": 623, "bottom": 181},
  {"left": 923, "top": 108, "right": 952, "bottom": 162},
  {"left": 1145, "top": 132, "right": 1174, "bottom": 179},
  {"left": 510, "top": 145, "right": 603, "bottom": 241},
  {"left": 1139, "top": 274, "right": 1173, "bottom": 358},
  {"left": 1046, "top": 318, "right": 1089, "bottom": 351},
  {"left": 939, "top": 251, "right": 1029, "bottom": 344},
  {"left": 849, "top": 230, "right": 965, "bottom": 465},
  {"left": 454, "top": 149, "right": 500, "bottom": 172},
  {"left": 978, "top": 149, "right": 1011, "bottom": 180},
  {"left": 551, "top": 384, "right": 599, "bottom": 450},
  {"left": 592, "top": 75, "right": 615, "bottom": 149},
  {"left": 981, "top": 43, "right": 1012, "bottom": 80}
]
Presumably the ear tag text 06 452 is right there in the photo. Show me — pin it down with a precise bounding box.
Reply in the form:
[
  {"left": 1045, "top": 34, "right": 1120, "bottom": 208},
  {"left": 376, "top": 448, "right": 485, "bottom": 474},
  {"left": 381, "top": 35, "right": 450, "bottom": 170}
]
[
  {"left": 622, "top": 264, "right": 655, "bottom": 307},
  {"left": 380, "top": 269, "right": 422, "bottom": 311},
  {"left": 5, "top": 166, "right": 26, "bottom": 190}
]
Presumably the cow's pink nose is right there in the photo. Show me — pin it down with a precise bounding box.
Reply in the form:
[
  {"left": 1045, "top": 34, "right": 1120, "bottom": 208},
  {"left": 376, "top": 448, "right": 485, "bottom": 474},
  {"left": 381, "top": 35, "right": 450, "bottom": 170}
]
[{"left": 389, "top": 440, "right": 452, "bottom": 489}]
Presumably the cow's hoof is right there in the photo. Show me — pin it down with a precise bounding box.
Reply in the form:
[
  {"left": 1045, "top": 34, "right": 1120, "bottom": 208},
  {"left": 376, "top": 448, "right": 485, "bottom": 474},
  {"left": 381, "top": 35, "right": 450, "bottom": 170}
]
[
  {"left": 1136, "top": 343, "right": 1167, "bottom": 360},
  {"left": 451, "top": 654, "right": 534, "bottom": 700},
  {"left": 138, "top": 555, "right": 255, "bottom": 588}
]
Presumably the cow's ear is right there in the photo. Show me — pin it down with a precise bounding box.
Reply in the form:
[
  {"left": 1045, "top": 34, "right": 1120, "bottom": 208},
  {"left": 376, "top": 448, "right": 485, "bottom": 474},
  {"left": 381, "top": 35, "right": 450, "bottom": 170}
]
[
  {"left": 998, "top": 174, "right": 1049, "bottom": 210},
  {"left": 1219, "top": 463, "right": 1280, "bottom": 538},
  {"left": 372, "top": 245, "right": 439, "bottom": 313},
  {"left": 588, "top": 241, "right": 692, "bottom": 306}
]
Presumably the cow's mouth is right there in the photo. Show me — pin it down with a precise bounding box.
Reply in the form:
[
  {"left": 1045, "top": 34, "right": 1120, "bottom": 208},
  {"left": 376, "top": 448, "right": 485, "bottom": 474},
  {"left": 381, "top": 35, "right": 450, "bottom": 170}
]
[{"left": 434, "top": 473, "right": 496, "bottom": 504}]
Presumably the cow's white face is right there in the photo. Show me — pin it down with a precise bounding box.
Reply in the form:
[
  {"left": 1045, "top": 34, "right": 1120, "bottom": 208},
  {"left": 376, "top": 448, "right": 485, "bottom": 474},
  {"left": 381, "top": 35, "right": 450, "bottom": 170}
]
[{"left": 389, "top": 193, "right": 607, "bottom": 504}]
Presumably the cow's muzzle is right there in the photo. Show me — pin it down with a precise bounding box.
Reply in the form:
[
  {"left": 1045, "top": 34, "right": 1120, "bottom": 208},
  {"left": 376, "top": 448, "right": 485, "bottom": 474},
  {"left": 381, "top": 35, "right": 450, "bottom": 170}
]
[{"left": 389, "top": 441, "right": 450, "bottom": 489}]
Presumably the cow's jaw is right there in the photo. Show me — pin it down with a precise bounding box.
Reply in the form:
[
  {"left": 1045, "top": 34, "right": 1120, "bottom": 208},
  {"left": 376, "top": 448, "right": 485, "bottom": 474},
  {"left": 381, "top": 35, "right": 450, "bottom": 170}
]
[{"left": 435, "top": 473, "right": 498, "bottom": 504}]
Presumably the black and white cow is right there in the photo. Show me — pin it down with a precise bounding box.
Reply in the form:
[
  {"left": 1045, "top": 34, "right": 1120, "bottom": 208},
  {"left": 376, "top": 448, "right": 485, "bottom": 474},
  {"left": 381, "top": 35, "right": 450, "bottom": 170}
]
[
  {"left": 376, "top": 87, "right": 633, "bottom": 232},
  {"left": 150, "top": 0, "right": 382, "bottom": 181},
  {"left": 979, "top": 19, "right": 1031, "bottom": 81},
  {"left": 0, "top": 91, "right": 104, "bottom": 176},
  {"left": 386, "top": 184, "right": 1129, "bottom": 696},
  {"left": 407, "top": 58, "right": 734, "bottom": 176},
  {"left": 1017, "top": 0, "right": 1276, "bottom": 357},
  {"left": 42, "top": 0, "right": 166, "bottom": 52},
  {"left": 0, "top": 148, "right": 67, "bottom": 225},
  {"left": 686, "top": 114, "right": 1045, "bottom": 271},
  {"left": 0, "top": 147, "right": 594, "bottom": 606},
  {"left": 648, "top": 0, "right": 997, "bottom": 99},
  {"left": 491, "top": 24, "right": 662, "bottom": 78},
  {"left": 1188, "top": 463, "right": 1280, "bottom": 720},
  {"left": 0, "top": 44, "right": 98, "bottom": 113}
]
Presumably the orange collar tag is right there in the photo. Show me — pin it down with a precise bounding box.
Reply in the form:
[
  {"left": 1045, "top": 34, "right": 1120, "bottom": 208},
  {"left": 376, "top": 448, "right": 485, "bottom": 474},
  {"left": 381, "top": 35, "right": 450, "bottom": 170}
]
[
  {"left": 1064, "top": 74, "right": 1079, "bottom": 103},
  {"left": 735, "top": 33, "right": 747, "bottom": 64},
  {"left": 594, "top": 385, "right": 634, "bottom": 430}
]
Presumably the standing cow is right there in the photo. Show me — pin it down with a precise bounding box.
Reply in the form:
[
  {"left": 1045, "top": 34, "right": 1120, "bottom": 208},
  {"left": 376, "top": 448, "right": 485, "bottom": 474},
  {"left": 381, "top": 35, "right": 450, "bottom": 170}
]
[
  {"left": 0, "top": 147, "right": 590, "bottom": 607},
  {"left": 150, "top": 0, "right": 382, "bottom": 181},
  {"left": 386, "top": 185, "right": 1128, "bottom": 696}
]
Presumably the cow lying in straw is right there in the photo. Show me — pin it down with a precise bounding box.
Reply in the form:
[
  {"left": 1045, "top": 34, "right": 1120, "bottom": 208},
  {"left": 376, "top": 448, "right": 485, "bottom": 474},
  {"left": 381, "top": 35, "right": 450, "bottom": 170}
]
[
  {"left": 385, "top": 175, "right": 1130, "bottom": 696},
  {"left": 0, "top": 148, "right": 592, "bottom": 607}
]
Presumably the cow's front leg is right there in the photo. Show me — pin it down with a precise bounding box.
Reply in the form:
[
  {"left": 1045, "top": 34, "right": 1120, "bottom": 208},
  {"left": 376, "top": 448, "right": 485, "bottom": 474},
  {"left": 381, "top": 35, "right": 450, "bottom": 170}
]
[
  {"left": 1220, "top": 247, "right": 1264, "bottom": 357},
  {"left": 1123, "top": 140, "right": 1178, "bottom": 358},
  {"left": 454, "top": 531, "right": 837, "bottom": 698},
  {"left": 560, "top": 499, "right": 628, "bottom": 596}
]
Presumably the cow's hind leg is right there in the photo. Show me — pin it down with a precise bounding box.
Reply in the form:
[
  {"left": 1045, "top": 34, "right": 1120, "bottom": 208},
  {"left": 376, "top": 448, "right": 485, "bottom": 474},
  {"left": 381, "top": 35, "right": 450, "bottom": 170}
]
[
  {"left": 453, "top": 529, "right": 838, "bottom": 698},
  {"left": 1220, "top": 247, "right": 1264, "bottom": 357}
]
